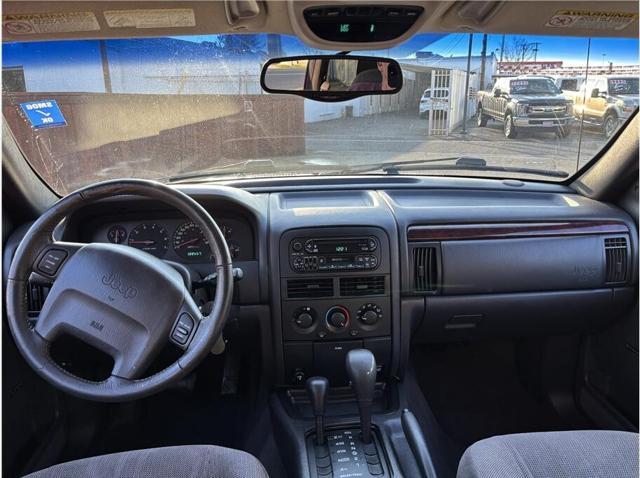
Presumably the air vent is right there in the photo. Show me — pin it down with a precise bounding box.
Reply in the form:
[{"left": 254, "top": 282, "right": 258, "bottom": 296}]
[
  {"left": 413, "top": 246, "right": 439, "bottom": 293},
  {"left": 28, "top": 282, "right": 50, "bottom": 313},
  {"left": 340, "top": 276, "right": 385, "bottom": 297},
  {"left": 604, "top": 237, "right": 628, "bottom": 284},
  {"left": 287, "top": 278, "right": 334, "bottom": 299}
]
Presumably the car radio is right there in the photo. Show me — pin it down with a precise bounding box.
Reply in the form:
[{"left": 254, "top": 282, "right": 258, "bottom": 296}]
[{"left": 289, "top": 236, "right": 380, "bottom": 272}]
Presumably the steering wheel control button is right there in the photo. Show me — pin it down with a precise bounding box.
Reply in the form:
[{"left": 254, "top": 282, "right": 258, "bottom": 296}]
[
  {"left": 37, "top": 249, "right": 68, "bottom": 276},
  {"left": 172, "top": 313, "right": 195, "bottom": 345}
]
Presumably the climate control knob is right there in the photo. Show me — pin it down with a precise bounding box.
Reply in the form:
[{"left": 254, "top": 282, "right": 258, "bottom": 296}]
[
  {"left": 294, "top": 307, "right": 316, "bottom": 329},
  {"left": 326, "top": 306, "right": 350, "bottom": 329},
  {"left": 357, "top": 304, "right": 382, "bottom": 326}
]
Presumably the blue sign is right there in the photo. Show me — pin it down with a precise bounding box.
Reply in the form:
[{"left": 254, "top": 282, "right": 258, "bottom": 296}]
[{"left": 20, "top": 100, "right": 67, "bottom": 129}]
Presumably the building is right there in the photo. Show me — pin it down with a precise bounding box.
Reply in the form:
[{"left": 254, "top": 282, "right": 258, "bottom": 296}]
[
  {"left": 498, "top": 61, "right": 563, "bottom": 75},
  {"left": 403, "top": 52, "right": 496, "bottom": 89}
]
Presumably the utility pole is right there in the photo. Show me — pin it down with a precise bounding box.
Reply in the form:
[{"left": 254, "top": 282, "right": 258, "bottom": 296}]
[
  {"left": 99, "top": 40, "right": 112, "bottom": 93},
  {"left": 499, "top": 34, "right": 505, "bottom": 62},
  {"left": 479, "top": 33, "right": 488, "bottom": 91},
  {"left": 531, "top": 41, "right": 542, "bottom": 62},
  {"left": 462, "top": 33, "right": 473, "bottom": 134}
]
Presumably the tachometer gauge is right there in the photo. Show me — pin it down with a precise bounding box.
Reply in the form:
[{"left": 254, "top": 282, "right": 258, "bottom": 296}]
[
  {"left": 107, "top": 225, "right": 127, "bottom": 244},
  {"left": 173, "top": 222, "right": 209, "bottom": 261},
  {"left": 128, "top": 223, "right": 169, "bottom": 258}
]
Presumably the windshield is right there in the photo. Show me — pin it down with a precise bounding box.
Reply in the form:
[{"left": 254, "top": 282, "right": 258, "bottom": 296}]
[
  {"left": 509, "top": 78, "right": 559, "bottom": 94},
  {"left": 3, "top": 32, "right": 639, "bottom": 194},
  {"left": 608, "top": 78, "right": 639, "bottom": 95}
]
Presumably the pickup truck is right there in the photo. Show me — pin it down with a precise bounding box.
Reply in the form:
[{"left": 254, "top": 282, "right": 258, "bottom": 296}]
[
  {"left": 477, "top": 75, "right": 574, "bottom": 139},
  {"left": 563, "top": 75, "right": 639, "bottom": 137}
]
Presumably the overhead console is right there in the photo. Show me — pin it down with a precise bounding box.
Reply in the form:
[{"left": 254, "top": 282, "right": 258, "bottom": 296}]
[
  {"left": 287, "top": 1, "right": 430, "bottom": 50},
  {"left": 303, "top": 5, "right": 424, "bottom": 42}
]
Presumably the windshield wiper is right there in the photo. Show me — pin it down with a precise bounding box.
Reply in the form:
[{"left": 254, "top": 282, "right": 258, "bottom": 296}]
[
  {"left": 340, "top": 156, "right": 569, "bottom": 179},
  {"left": 166, "top": 159, "right": 277, "bottom": 183}
]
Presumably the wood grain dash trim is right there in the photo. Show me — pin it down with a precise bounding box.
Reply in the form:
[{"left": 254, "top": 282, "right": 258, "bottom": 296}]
[{"left": 407, "top": 221, "right": 630, "bottom": 242}]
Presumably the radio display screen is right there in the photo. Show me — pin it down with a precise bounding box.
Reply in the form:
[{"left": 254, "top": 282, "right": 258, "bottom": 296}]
[{"left": 316, "top": 239, "right": 365, "bottom": 254}]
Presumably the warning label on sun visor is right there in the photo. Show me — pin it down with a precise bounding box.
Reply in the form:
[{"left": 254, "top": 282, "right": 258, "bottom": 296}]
[
  {"left": 546, "top": 10, "right": 638, "bottom": 30},
  {"left": 3, "top": 12, "right": 100, "bottom": 35},
  {"left": 104, "top": 9, "right": 195, "bottom": 29}
]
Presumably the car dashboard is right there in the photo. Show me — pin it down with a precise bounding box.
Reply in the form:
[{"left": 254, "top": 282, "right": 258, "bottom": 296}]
[{"left": 6, "top": 177, "right": 638, "bottom": 389}]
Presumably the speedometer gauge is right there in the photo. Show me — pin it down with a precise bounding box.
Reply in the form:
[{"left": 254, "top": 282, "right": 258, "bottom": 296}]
[
  {"left": 128, "top": 223, "right": 169, "bottom": 258},
  {"left": 173, "top": 222, "right": 209, "bottom": 261}
]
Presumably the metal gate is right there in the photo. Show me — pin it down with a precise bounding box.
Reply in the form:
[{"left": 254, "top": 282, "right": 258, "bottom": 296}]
[{"left": 427, "top": 69, "right": 451, "bottom": 136}]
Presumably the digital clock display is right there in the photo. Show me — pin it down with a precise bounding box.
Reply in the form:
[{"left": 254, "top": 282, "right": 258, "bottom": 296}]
[{"left": 315, "top": 239, "right": 371, "bottom": 254}]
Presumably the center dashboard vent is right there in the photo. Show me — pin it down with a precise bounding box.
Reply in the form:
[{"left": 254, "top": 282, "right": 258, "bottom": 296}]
[
  {"left": 412, "top": 245, "right": 440, "bottom": 294},
  {"left": 287, "top": 278, "right": 334, "bottom": 299},
  {"left": 340, "top": 276, "right": 385, "bottom": 297},
  {"left": 604, "top": 237, "right": 629, "bottom": 284}
]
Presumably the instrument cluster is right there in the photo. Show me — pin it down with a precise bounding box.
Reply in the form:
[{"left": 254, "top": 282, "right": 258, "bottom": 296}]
[{"left": 97, "top": 217, "right": 251, "bottom": 263}]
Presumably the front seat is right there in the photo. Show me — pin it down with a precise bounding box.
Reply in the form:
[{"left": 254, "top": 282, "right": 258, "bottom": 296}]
[
  {"left": 457, "top": 430, "right": 639, "bottom": 478},
  {"left": 23, "top": 445, "right": 269, "bottom": 478}
]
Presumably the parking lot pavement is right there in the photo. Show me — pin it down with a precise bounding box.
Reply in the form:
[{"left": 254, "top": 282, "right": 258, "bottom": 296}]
[{"left": 305, "top": 111, "right": 610, "bottom": 177}]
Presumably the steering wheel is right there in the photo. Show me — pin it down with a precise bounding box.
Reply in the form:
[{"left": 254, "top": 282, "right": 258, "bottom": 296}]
[{"left": 6, "top": 179, "right": 233, "bottom": 402}]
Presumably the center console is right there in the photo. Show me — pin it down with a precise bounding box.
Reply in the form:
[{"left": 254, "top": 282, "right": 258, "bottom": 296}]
[{"left": 279, "top": 227, "right": 392, "bottom": 386}]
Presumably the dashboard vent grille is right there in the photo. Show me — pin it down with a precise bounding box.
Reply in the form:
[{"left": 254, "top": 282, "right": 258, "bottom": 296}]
[
  {"left": 287, "top": 278, "right": 334, "bottom": 299},
  {"left": 604, "top": 237, "right": 628, "bottom": 284},
  {"left": 413, "top": 246, "right": 439, "bottom": 293},
  {"left": 340, "top": 276, "right": 385, "bottom": 297}
]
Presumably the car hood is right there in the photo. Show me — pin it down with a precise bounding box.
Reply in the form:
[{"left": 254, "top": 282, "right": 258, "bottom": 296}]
[
  {"left": 511, "top": 94, "right": 567, "bottom": 103},
  {"left": 613, "top": 94, "right": 639, "bottom": 105}
]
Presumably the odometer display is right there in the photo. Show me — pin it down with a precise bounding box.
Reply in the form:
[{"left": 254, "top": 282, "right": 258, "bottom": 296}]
[
  {"left": 173, "top": 222, "right": 209, "bottom": 261},
  {"left": 128, "top": 223, "right": 169, "bottom": 258}
]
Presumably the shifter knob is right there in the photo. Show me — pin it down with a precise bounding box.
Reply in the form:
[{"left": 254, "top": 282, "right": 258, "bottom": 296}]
[
  {"left": 306, "top": 376, "right": 329, "bottom": 445},
  {"left": 346, "top": 349, "right": 377, "bottom": 443}
]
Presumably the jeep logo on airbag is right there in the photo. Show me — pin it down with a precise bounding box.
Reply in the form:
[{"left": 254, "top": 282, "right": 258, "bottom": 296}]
[{"left": 102, "top": 272, "right": 138, "bottom": 299}]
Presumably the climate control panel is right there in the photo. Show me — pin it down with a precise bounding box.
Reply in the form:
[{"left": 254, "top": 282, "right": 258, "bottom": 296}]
[
  {"left": 280, "top": 227, "right": 392, "bottom": 385},
  {"left": 283, "top": 299, "right": 389, "bottom": 341}
]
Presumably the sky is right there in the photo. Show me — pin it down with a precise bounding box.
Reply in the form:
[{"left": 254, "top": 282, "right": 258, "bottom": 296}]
[{"left": 423, "top": 33, "right": 639, "bottom": 66}]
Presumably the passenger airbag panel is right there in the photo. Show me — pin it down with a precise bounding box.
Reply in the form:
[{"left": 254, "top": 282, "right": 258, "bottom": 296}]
[{"left": 441, "top": 236, "right": 606, "bottom": 294}]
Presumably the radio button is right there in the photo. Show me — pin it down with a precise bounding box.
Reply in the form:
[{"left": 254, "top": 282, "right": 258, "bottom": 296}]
[
  {"left": 368, "top": 238, "right": 377, "bottom": 251},
  {"left": 304, "top": 240, "right": 316, "bottom": 253},
  {"left": 292, "top": 241, "right": 303, "bottom": 252}
]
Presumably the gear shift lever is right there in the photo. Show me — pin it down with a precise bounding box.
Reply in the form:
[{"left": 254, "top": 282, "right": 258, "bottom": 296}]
[
  {"left": 306, "top": 376, "right": 329, "bottom": 445},
  {"left": 346, "top": 349, "right": 377, "bottom": 443}
]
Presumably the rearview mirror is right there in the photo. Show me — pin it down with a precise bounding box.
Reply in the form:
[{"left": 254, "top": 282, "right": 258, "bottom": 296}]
[{"left": 260, "top": 55, "right": 403, "bottom": 102}]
